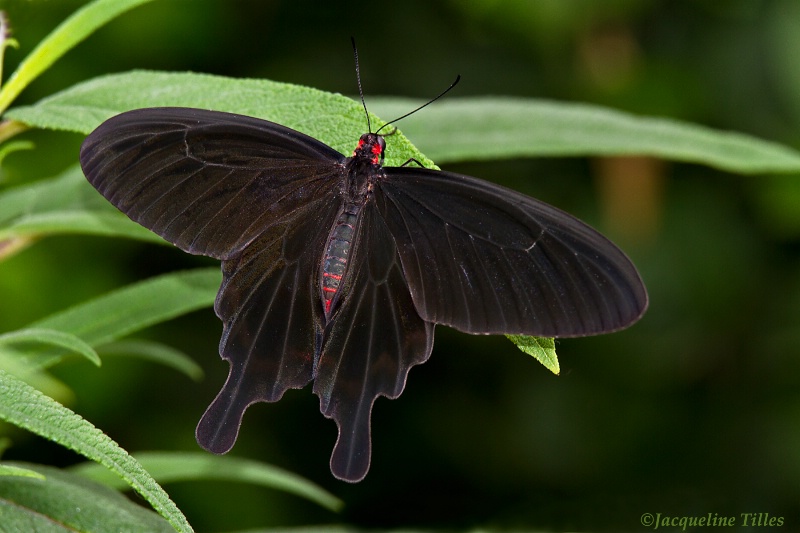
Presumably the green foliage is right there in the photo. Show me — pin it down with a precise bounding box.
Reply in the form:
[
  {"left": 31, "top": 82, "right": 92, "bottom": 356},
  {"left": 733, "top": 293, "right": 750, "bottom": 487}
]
[
  {"left": 0, "top": 462, "right": 179, "bottom": 532},
  {"left": 0, "top": 0, "right": 798, "bottom": 531},
  {"left": 71, "top": 451, "right": 344, "bottom": 512},
  {"left": 97, "top": 339, "right": 204, "bottom": 382},
  {"left": 369, "top": 97, "right": 800, "bottom": 173},
  {"left": 0, "top": 1, "right": 345, "bottom": 530},
  {"left": 506, "top": 334, "right": 559, "bottom": 375},
  {"left": 0, "top": 369, "right": 192, "bottom": 532},
  {"left": 6, "top": 69, "right": 433, "bottom": 168},
  {"left": 28, "top": 268, "right": 219, "bottom": 368},
  {"left": 0, "top": 462, "right": 45, "bottom": 479},
  {"left": 0, "top": 327, "right": 100, "bottom": 366},
  {"left": 0, "top": 165, "right": 163, "bottom": 255},
  {"left": 0, "top": 0, "right": 157, "bottom": 114}
]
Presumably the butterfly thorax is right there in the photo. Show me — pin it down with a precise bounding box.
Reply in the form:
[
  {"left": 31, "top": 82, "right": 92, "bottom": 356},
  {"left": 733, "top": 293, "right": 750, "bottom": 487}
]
[
  {"left": 343, "top": 133, "right": 384, "bottom": 203},
  {"left": 352, "top": 132, "right": 386, "bottom": 166}
]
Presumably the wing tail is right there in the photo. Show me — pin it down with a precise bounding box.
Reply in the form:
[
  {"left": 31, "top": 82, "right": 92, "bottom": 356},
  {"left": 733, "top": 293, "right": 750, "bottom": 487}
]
[{"left": 313, "top": 204, "right": 434, "bottom": 482}]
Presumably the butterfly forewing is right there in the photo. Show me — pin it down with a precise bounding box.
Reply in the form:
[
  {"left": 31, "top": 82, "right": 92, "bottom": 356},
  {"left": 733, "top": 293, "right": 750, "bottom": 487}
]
[
  {"left": 376, "top": 167, "right": 647, "bottom": 337},
  {"left": 80, "top": 108, "right": 345, "bottom": 259}
]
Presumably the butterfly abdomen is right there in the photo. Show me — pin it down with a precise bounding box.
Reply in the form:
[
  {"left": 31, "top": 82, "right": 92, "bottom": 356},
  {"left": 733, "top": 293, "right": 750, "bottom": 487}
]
[{"left": 321, "top": 203, "right": 362, "bottom": 317}]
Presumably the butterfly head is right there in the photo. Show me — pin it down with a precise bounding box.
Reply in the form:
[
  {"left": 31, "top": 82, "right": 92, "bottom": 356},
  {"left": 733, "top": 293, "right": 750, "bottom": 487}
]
[{"left": 353, "top": 133, "right": 386, "bottom": 166}]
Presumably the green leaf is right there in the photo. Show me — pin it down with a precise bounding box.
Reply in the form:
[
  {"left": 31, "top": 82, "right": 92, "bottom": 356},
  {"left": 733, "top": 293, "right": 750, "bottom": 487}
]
[
  {"left": 0, "top": 463, "right": 46, "bottom": 480},
  {"left": 367, "top": 97, "right": 800, "bottom": 174},
  {"left": 27, "top": 268, "right": 220, "bottom": 369},
  {"left": 0, "top": 370, "right": 192, "bottom": 532},
  {"left": 72, "top": 451, "right": 344, "bottom": 513},
  {"left": 0, "top": 328, "right": 100, "bottom": 367},
  {"left": 0, "top": 462, "right": 176, "bottom": 532},
  {"left": 4, "top": 70, "right": 432, "bottom": 168},
  {"left": 0, "top": 0, "right": 158, "bottom": 114},
  {"left": 0, "top": 139, "right": 34, "bottom": 171},
  {"left": 0, "top": 165, "right": 164, "bottom": 253},
  {"left": 0, "top": 119, "right": 29, "bottom": 145},
  {"left": 0, "top": 348, "right": 74, "bottom": 401},
  {"left": 506, "top": 335, "right": 559, "bottom": 375},
  {"left": 98, "top": 340, "right": 204, "bottom": 382},
  {"left": 10, "top": 71, "right": 800, "bottom": 174},
  {"left": 0, "top": 11, "right": 19, "bottom": 86}
]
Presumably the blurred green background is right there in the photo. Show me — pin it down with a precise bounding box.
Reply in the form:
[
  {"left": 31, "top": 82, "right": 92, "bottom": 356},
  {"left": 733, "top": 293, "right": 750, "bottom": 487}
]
[{"left": 1, "top": 0, "right": 800, "bottom": 531}]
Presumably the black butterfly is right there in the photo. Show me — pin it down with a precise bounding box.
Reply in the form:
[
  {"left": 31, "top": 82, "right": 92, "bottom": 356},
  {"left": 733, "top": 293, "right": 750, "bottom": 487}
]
[{"left": 80, "top": 71, "right": 647, "bottom": 483}]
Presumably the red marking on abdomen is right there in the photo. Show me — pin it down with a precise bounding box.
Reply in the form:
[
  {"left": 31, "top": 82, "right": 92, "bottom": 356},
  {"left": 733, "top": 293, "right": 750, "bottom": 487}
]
[{"left": 320, "top": 205, "right": 361, "bottom": 318}]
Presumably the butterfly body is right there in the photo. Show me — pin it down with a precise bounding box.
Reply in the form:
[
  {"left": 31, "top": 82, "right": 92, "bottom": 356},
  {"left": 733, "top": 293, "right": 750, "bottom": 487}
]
[
  {"left": 319, "top": 133, "right": 386, "bottom": 317},
  {"left": 81, "top": 106, "right": 647, "bottom": 482},
  {"left": 320, "top": 204, "right": 358, "bottom": 316}
]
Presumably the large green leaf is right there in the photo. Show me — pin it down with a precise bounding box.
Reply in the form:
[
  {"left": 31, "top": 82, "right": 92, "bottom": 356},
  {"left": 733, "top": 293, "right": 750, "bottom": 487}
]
[
  {"left": 0, "top": 462, "right": 175, "bottom": 532},
  {"left": 0, "top": 370, "right": 192, "bottom": 532},
  {"left": 7, "top": 70, "right": 800, "bottom": 174},
  {"left": 367, "top": 97, "right": 800, "bottom": 174},
  {"left": 4, "top": 70, "right": 431, "bottom": 168}
]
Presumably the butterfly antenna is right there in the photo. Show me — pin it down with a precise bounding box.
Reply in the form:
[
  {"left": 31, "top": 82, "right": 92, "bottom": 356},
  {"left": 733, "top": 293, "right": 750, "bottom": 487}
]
[
  {"left": 351, "top": 37, "right": 372, "bottom": 133},
  {"left": 375, "top": 74, "right": 461, "bottom": 135}
]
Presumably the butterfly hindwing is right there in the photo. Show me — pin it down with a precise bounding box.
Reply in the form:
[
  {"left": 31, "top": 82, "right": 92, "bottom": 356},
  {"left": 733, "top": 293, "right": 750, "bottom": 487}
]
[
  {"left": 313, "top": 201, "right": 434, "bottom": 482},
  {"left": 196, "top": 195, "right": 343, "bottom": 454}
]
